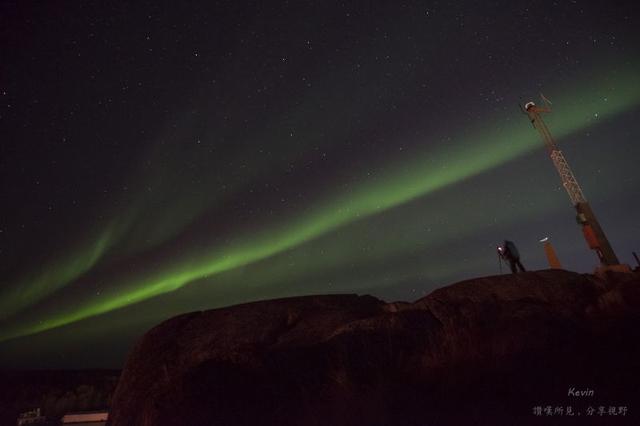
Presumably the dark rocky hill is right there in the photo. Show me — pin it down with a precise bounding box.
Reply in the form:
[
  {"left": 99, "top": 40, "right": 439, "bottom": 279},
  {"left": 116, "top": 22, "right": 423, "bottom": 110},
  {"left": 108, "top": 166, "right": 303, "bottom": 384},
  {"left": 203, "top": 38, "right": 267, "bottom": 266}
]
[{"left": 108, "top": 270, "right": 640, "bottom": 425}]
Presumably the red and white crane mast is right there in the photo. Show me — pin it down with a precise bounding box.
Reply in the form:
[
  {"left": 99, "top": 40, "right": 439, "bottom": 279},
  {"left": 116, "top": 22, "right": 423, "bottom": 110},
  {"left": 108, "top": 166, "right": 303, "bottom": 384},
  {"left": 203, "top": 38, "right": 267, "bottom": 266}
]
[{"left": 523, "top": 97, "right": 620, "bottom": 266}]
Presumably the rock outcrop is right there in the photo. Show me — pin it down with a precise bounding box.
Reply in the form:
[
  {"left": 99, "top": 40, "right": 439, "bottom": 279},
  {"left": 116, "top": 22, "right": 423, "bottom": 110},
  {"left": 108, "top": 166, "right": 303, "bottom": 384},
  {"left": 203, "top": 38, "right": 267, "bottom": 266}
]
[{"left": 108, "top": 270, "right": 640, "bottom": 425}]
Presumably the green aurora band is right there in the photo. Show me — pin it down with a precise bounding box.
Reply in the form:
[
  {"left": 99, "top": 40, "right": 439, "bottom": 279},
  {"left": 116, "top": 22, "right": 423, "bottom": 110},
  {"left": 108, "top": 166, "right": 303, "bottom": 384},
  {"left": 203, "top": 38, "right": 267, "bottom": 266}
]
[
  {"left": 1, "top": 66, "right": 639, "bottom": 342},
  {"left": 0, "top": 226, "right": 116, "bottom": 320}
]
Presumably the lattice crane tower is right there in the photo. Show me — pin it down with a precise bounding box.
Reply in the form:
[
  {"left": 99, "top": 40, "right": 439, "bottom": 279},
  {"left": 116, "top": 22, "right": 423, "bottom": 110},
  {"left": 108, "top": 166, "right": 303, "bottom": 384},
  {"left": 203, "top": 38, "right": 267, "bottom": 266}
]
[{"left": 523, "top": 96, "right": 620, "bottom": 266}]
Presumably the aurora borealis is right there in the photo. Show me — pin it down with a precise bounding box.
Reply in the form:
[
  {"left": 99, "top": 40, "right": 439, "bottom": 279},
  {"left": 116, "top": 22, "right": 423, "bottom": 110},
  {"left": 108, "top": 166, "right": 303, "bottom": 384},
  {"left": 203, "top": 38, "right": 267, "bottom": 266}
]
[{"left": 2, "top": 2, "right": 639, "bottom": 367}]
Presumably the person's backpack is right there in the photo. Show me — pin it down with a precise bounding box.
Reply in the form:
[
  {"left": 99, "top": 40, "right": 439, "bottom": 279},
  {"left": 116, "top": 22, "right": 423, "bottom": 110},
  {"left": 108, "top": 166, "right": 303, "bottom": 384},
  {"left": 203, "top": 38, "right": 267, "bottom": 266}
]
[{"left": 505, "top": 240, "right": 519, "bottom": 259}]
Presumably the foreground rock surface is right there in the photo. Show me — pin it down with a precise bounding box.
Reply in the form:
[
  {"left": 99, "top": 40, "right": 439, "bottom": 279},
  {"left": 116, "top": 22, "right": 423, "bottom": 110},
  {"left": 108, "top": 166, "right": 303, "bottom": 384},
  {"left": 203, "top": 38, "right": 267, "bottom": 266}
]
[{"left": 109, "top": 270, "right": 640, "bottom": 425}]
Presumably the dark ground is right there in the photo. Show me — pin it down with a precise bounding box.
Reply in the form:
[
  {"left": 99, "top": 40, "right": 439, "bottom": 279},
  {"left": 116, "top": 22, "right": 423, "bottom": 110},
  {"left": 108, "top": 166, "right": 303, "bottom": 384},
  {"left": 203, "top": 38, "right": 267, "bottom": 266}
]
[
  {"left": 0, "top": 369, "right": 119, "bottom": 425},
  {"left": 2, "top": 270, "right": 638, "bottom": 425},
  {"left": 107, "top": 269, "right": 640, "bottom": 425}
]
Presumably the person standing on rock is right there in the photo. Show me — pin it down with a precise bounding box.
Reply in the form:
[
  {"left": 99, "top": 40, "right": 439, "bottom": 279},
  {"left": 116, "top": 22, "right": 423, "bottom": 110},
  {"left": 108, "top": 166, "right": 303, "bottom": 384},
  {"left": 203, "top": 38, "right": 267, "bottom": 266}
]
[{"left": 498, "top": 240, "right": 526, "bottom": 274}]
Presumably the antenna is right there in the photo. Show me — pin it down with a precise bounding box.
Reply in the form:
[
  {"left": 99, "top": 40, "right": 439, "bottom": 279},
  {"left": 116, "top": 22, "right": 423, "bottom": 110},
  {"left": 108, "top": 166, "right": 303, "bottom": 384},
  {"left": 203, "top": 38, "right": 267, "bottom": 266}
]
[{"left": 540, "top": 93, "right": 552, "bottom": 106}]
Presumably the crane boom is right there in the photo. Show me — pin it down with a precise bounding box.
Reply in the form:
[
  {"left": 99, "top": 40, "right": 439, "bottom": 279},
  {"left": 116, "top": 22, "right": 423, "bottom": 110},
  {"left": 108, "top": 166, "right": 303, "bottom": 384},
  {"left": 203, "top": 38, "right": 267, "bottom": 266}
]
[
  {"left": 523, "top": 98, "right": 620, "bottom": 266},
  {"left": 549, "top": 150, "right": 586, "bottom": 205}
]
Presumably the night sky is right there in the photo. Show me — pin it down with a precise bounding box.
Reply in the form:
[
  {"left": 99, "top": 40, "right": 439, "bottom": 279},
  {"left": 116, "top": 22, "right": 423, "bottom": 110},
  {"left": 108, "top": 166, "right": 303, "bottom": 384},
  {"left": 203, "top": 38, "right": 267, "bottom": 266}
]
[{"left": 1, "top": 1, "right": 638, "bottom": 368}]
